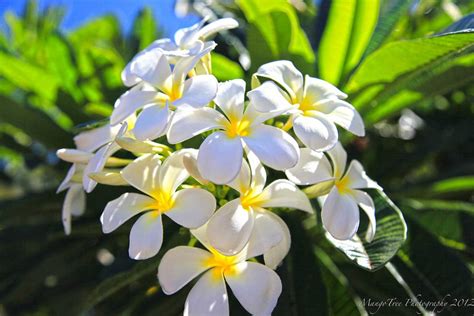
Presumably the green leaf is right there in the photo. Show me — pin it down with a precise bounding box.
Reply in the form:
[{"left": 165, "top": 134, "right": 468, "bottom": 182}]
[
  {"left": 0, "top": 51, "right": 58, "bottom": 100},
  {"left": 210, "top": 53, "right": 244, "bottom": 81},
  {"left": 326, "top": 190, "right": 407, "bottom": 271},
  {"left": 393, "top": 222, "right": 472, "bottom": 312},
  {"left": 0, "top": 95, "right": 72, "bottom": 148},
  {"left": 237, "top": 0, "right": 315, "bottom": 73},
  {"left": 132, "top": 8, "right": 158, "bottom": 51},
  {"left": 347, "top": 32, "right": 474, "bottom": 93},
  {"left": 315, "top": 248, "right": 367, "bottom": 316},
  {"left": 364, "top": 0, "right": 411, "bottom": 56},
  {"left": 439, "top": 13, "right": 474, "bottom": 35},
  {"left": 430, "top": 176, "right": 474, "bottom": 194},
  {"left": 318, "top": 0, "right": 380, "bottom": 85}
]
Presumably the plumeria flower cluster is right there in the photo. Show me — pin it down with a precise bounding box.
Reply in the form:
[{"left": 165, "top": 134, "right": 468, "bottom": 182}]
[{"left": 56, "top": 17, "right": 383, "bottom": 315}]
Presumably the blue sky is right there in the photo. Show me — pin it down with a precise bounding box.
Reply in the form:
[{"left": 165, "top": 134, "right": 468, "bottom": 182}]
[{"left": 0, "top": 0, "right": 199, "bottom": 36}]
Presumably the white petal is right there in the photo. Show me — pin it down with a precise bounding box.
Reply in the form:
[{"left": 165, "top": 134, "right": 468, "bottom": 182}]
[
  {"left": 197, "top": 132, "right": 243, "bottom": 184},
  {"left": 184, "top": 269, "right": 229, "bottom": 316},
  {"left": 207, "top": 199, "right": 254, "bottom": 255},
  {"left": 318, "top": 99, "right": 365, "bottom": 136},
  {"left": 62, "top": 184, "right": 85, "bottom": 235},
  {"left": 293, "top": 114, "right": 338, "bottom": 152},
  {"left": 122, "top": 39, "right": 176, "bottom": 86},
  {"left": 158, "top": 246, "right": 213, "bottom": 294},
  {"left": 173, "top": 43, "right": 216, "bottom": 84},
  {"left": 82, "top": 142, "right": 120, "bottom": 193},
  {"left": 260, "top": 180, "right": 313, "bottom": 213},
  {"left": 247, "top": 81, "right": 293, "bottom": 114},
  {"left": 121, "top": 153, "right": 161, "bottom": 196},
  {"left": 254, "top": 60, "right": 303, "bottom": 99},
  {"left": 57, "top": 165, "right": 76, "bottom": 193},
  {"left": 56, "top": 149, "right": 93, "bottom": 164},
  {"left": 130, "top": 48, "right": 172, "bottom": 89},
  {"left": 133, "top": 104, "right": 170, "bottom": 141},
  {"left": 322, "top": 187, "right": 360, "bottom": 240},
  {"left": 245, "top": 210, "right": 284, "bottom": 261},
  {"left": 244, "top": 125, "right": 299, "bottom": 171},
  {"left": 344, "top": 160, "right": 382, "bottom": 190},
  {"left": 197, "top": 18, "right": 239, "bottom": 40},
  {"left": 167, "top": 107, "right": 225, "bottom": 144},
  {"left": 327, "top": 142, "right": 347, "bottom": 179},
  {"left": 111, "top": 90, "right": 158, "bottom": 125},
  {"left": 175, "top": 20, "right": 204, "bottom": 46},
  {"left": 100, "top": 192, "right": 155, "bottom": 233},
  {"left": 247, "top": 150, "right": 267, "bottom": 193},
  {"left": 214, "top": 79, "right": 246, "bottom": 119},
  {"left": 74, "top": 124, "right": 117, "bottom": 152},
  {"left": 351, "top": 190, "right": 376, "bottom": 242},
  {"left": 262, "top": 211, "right": 291, "bottom": 269},
  {"left": 182, "top": 149, "right": 208, "bottom": 184},
  {"left": 129, "top": 211, "right": 163, "bottom": 260},
  {"left": 173, "top": 75, "right": 218, "bottom": 108},
  {"left": 165, "top": 188, "right": 216, "bottom": 228},
  {"left": 303, "top": 75, "right": 347, "bottom": 101},
  {"left": 190, "top": 222, "right": 212, "bottom": 249},
  {"left": 225, "top": 261, "right": 282, "bottom": 315},
  {"left": 227, "top": 158, "right": 251, "bottom": 194},
  {"left": 285, "top": 148, "right": 333, "bottom": 185},
  {"left": 158, "top": 150, "right": 190, "bottom": 196}
]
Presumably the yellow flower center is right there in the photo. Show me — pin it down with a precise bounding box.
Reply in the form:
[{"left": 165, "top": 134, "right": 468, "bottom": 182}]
[
  {"left": 150, "top": 190, "right": 175, "bottom": 214},
  {"left": 240, "top": 189, "right": 265, "bottom": 210},
  {"left": 335, "top": 176, "right": 351, "bottom": 194},
  {"left": 204, "top": 249, "right": 239, "bottom": 280},
  {"left": 224, "top": 117, "right": 251, "bottom": 138}
]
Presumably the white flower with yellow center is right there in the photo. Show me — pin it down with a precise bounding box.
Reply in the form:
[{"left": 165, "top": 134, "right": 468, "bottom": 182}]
[
  {"left": 158, "top": 224, "right": 282, "bottom": 316},
  {"left": 248, "top": 60, "right": 365, "bottom": 152},
  {"left": 206, "top": 151, "right": 312, "bottom": 258},
  {"left": 286, "top": 143, "right": 382, "bottom": 241},
  {"left": 100, "top": 151, "right": 216, "bottom": 260},
  {"left": 122, "top": 17, "right": 238, "bottom": 86},
  {"left": 167, "top": 79, "right": 300, "bottom": 184},
  {"left": 112, "top": 46, "right": 218, "bottom": 141}
]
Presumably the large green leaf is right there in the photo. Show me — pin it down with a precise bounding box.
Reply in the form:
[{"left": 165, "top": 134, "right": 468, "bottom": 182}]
[
  {"left": 318, "top": 0, "right": 380, "bottom": 85},
  {"left": 132, "top": 8, "right": 158, "bottom": 51},
  {"left": 210, "top": 53, "right": 244, "bottom": 81},
  {"left": 237, "top": 0, "right": 315, "bottom": 73},
  {"left": 347, "top": 29, "right": 474, "bottom": 124},
  {"left": 347, "top": 31, "right": 474, "bottom": 93},
  {"left": 326, "top": 190, "right": 407, "bottom": 271},
  {"left": 364, "top": 0, "right": 412, "bottom": 56}
]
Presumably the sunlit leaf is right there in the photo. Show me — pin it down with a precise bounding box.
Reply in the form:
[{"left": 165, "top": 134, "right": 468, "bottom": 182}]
[
  {"left": 318, "top": 0, "right": 380, "bottom": 85},
  {"left": 326, "top": 190, "right": 407, "bottom": 271}
]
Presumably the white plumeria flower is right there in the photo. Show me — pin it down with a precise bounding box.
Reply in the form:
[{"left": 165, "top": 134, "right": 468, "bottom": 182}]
[
  {"left": 248, "top": 60, "right": 365, "bottom": 152},
  {"left": 100, "top": 150, "right": 216, "bottom": 260},
  {"left": 158, "top": 224, "right": 282, "bottom": 316},
  {"left": 122, "top": 17, "right": 238, "bottom": 86},
  {"left": 167, "top": 79, "right": 300, "bottom": 184},
  {"left": 112, "top": 47, "right": 218, "bottom": 141},
  {"left": 56, "top": 164, "right": 85, "bottom": 235},
  {"left": 206, "top": 151, "right": 312, "bottom": 258},
  {"left": 56, "top": 123, "right": 124, "bottom": 234},
  {"left": 286, "top": 143, "right": 382, "bottom": 241}
]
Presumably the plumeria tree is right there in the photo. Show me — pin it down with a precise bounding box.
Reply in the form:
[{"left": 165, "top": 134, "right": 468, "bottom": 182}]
[{"left": 0, "top": 0, "right": 473, "bottom": 315}]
